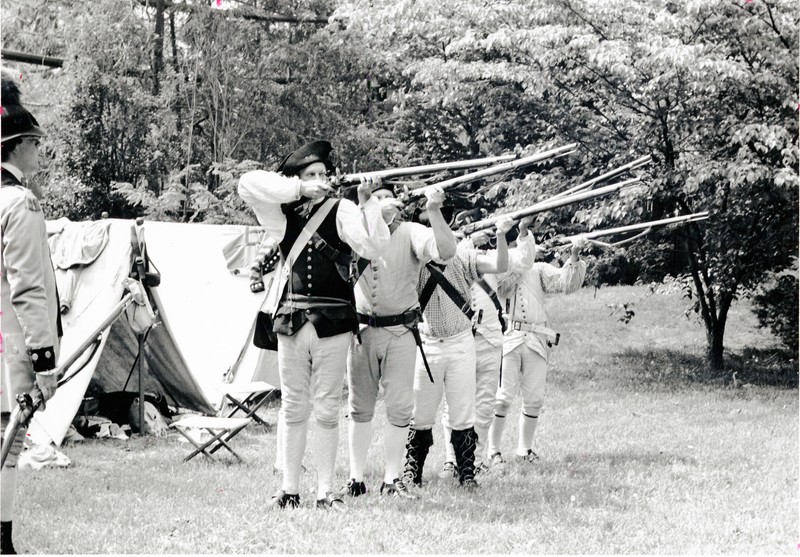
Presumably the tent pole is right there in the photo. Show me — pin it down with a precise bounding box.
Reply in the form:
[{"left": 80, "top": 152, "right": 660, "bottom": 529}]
[{"left": 138, "top": 333, "right": 145, "bottom": 436}]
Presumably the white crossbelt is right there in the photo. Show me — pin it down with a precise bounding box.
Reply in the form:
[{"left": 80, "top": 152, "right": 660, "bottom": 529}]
[{"left": 509, "top": 320, "right": 558, "bottom": 342}]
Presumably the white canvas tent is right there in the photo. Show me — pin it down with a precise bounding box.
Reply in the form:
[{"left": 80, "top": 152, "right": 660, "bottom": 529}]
[{"left": 28, "top": 219, "right": 278, "bottom": 447}]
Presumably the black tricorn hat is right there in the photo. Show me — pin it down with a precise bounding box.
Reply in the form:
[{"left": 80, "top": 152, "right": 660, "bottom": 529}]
[
  {"left": 276, "top": 140, "right": 334, "bottom": 177},
  {"left": 1, "top": 104, "right": 46, "bottom": 142}
]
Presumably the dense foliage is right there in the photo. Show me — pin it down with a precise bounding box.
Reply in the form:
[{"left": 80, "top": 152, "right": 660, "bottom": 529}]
[
  {"left": 1, "top": 0, "right": 797, "bottom": 367},
  {"left": 750, "top": 260, "right": 799, "bottom": 356}
]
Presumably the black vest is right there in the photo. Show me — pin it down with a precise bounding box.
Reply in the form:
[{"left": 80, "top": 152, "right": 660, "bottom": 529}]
[{"left": 273, "top": 200, "right": 357, "bottom": 338}]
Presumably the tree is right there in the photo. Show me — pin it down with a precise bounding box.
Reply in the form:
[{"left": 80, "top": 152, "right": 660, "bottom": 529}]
[{"left": 336, "top": 0, "right": 799, "bottom": 368}]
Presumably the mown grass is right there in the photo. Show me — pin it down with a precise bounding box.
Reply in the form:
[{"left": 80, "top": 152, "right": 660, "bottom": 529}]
[{"left": 14, "top": 285, "right": 798, "bottom": 554}]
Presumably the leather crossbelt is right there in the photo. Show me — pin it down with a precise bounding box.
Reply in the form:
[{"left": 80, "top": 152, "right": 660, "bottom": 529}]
[
  {"left": 358, "top": 309, "right": 420, "bottom": 328},
  {"left": 510, "top": 321, "right": 559, "bottom": 345}
]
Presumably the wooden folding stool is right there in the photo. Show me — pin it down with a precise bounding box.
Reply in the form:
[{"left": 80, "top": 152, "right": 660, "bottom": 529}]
[
  {"left": 217, "top": 381, "right": 275, "bottom": 427},
  {"left": 171, "top": 416, "right": 253, "bottom": 463}
]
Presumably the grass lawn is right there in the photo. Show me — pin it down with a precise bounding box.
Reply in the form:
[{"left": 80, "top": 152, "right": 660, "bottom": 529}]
[{"left": 13, "top": 285, "right": 798, "bottom": 554}]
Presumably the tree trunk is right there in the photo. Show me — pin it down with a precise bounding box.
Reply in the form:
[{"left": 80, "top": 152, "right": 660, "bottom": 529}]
[
  {"left": 152, "top": 0, "right": 165, "bottom": 95},
  {"left": 706, "top": 324, "right": 725, "bottom": 370},
  {"left": 706, "top": 292, "right": 732, "bottom": 370}
]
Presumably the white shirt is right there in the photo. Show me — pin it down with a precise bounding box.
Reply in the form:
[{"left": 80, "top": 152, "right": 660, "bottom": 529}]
[
  {"left": 497, "top": 256, "right": 587, "bottom": 360},
  {"left": 355, "top": 221, "right": 442, "bottom": 318},
  {"left": 470, "top": 234, "right": 537, "bottom": 347},
  {"left": 238, "top": 170, "right": 390, "bottom": 261}
]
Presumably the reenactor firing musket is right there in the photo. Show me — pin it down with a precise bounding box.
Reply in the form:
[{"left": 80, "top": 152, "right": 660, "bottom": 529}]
[
  {"left": 548, "top": 155, "right": 652, "bottom": 202},
  {"left": 461, "top": 177, "right": 643, "bottom": 236},
  {"left": 542, "top": 211, "right": 710, "bottom": 251}
]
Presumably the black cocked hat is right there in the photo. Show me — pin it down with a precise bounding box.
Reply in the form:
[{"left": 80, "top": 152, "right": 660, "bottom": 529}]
[
  {"left": 1, "top": 104, "right": 46, "bottom": 143},
  {"left": 276, "top": 140, "right": 334, "bottom": 177}
]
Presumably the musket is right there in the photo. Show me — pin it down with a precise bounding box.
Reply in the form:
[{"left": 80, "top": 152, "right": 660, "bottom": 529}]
[
  {"left": 333, "top": 152, "right": 526, "bottom": 186},
  {"left": 403, "top": 143, "right": 578, "bottom": 201},
  {"left": 545, "top": 212, "right": 710, "bottom": 250},
  {"left": 548, "top": 155, "right": 652, "bottom": 202},
  {"left": 1, "top": 293, "right": 135, "bottom": 467},
  {"left": 461, "top": 177, "right": 642, "bottom": 235}
]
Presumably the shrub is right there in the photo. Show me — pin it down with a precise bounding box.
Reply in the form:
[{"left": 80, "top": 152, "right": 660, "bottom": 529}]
[{"left": 751, "top": 262, "right": 799, "bottom": 356}]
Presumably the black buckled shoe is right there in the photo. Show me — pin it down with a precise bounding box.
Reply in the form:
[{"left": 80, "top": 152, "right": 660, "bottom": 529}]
[
  {"left": 380, "top": 478, "right": 418, "bottom": 500},
  {"left": 516, "top": 449, "right": 540, "bottom": 463},
  {"left": 316, "top": 492, "right": 347, "bottom": 512},
  {"left": 340, "top": 478, "right": 367, "bottom": 497},
  {"left": 269, "top": 491, "right": 300, "bottom": 509}
]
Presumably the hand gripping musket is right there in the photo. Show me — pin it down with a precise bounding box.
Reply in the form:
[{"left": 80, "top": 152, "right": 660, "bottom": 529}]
[
  {"left": 546, "top": 212, "right": 710, "bottom": 250},
  {"left": 548, "top": 155, "right": 652, "bottom": 202},
  {"left": 1, "top": 292, "right": 136, "bottom": 467},
  {"left": 402, "top": 144, "right": 578, "bottom": 201},
  {"left": 461, "top": 177, "right": 642, "bottom": 236}
]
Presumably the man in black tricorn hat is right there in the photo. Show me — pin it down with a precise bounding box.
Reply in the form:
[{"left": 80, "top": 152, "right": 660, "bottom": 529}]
[
  {"left": 239, "top": 140, "right": 390, "bottom": 511},
  {"left": 1, "top": 73, "right": 62, "bottom": 555}
]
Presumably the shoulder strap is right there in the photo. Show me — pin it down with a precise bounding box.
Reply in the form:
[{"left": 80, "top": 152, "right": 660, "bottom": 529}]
[
  {"left": 476, "top": 276, "right": 507, "bottom": 332},
  {"left": 264, "top": 198, "right": 338, "bottom": 315},
  {"left": 420, "top": 262, "right": 475, "bottom": 320}
]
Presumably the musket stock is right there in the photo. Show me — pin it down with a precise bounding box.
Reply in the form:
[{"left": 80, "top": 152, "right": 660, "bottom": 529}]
[{"left": 462, "top": 177, "right": 641, "bottom": 235}]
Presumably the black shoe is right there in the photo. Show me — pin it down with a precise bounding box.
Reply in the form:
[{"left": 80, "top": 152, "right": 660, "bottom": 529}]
[
  {"left": 316, "top": 492, "right": 347, "bottom": 512},
  {"left": 462, "top": 478, "right": 480, "bottom": 489},
  {"left": 1, "top": 522, "right": 16, "bottom": 555},
  {"left": 269, "top": 490, "right": 300, "bottom": 509},
  {"left": 489, "top": 452, "right": 506, "bottom": 466},
  {"left": 516, "top": 449, "right": 540, "bottom": 463},
  {"left": 380, "top": 478, "right": 418, "bottom": 499},
  {"left": 340, "top": 478, "right": 367, "bottom": 497}
]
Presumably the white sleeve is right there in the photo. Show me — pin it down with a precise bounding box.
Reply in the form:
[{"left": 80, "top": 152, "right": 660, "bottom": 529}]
[
  {"left": 238, "top": 171, "right": 302, "bottom": 241},
  {"left": 538, "top": 259, "right": 587, "bottom": 294},
  {"left": 335, "top": 197, "right": 391, "bottom": 260},
  {"left": 408, "top": 223, "right": 440, "bottom": 264},
  {"left": 508, "top": 234, "right": 536, "bottom": 273}
]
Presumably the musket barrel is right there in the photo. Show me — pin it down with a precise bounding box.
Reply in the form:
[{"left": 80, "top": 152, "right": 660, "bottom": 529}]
[
  {"left": 405, "top": 143, "right": 578, "bottom": 200},
  {"left": 338, "top": 153, "right": 522, "bottom": 184},
  {"left": 549, "top": 155, "right": 651, "bottom": 201},
  {"left": 574, "top": 212, "right": 709, "bottom": 240},
  {"left": 462, "top": 177, "right": 641, "bottom": 235},
  {"left": 546, "top": 212, "right": 710, "bottom": 249}
]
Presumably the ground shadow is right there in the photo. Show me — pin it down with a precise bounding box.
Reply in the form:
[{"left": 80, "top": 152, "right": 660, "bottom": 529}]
[{"left": 605, "top": 346, "right": 797, "bottom": 389}]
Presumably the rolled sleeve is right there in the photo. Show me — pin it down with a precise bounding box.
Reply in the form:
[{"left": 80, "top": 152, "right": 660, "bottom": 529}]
[
  {"left": 335, "top": 197, "right": 390, "bottom": 260},
  {"left": 238, "top": 171, "right": 302, "bottom": 240},
  {"left": 407, "top": 223, "right": 440, "bottom": 264},
  {"left": 539, "top": 259, "right": 587, "bottom": 294}
]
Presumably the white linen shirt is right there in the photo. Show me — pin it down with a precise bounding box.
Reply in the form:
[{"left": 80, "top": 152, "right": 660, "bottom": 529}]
[
  {"left": 497, "top": 257, "right": 587, "bottom": 361},
  {"left": 355, "top": 221, "right": 442, "bottom": 319},
  {"left": 237, "top": 170, "right": 390, "bottom": 261},
  {"left": 470, "top": 234, "right": 537, "bottom": 348}
]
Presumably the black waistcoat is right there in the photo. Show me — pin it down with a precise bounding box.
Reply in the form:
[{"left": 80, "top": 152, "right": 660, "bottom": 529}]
[{"left": 273, "top": 199, "right": 357, "bottom": 338}]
